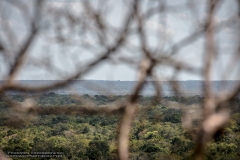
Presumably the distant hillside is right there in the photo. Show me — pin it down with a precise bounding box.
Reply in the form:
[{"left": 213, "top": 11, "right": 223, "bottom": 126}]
[{"left": 2, "top": 80, "right": 240, "bottom": 96}]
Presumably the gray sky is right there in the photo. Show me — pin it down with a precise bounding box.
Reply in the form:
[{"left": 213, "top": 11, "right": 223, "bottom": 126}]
[{"left": 0, "top": 0, "right": 239, "bottom": 81}]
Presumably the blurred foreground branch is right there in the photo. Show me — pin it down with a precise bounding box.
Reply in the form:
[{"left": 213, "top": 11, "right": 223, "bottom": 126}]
[{"left": 0, "top": 0, "right": 239, "bottom": 159}]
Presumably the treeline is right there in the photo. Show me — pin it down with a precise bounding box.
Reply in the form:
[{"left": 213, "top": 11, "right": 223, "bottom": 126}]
[{"left": 0, "top": 93, "right": 240, "bottom": 159}]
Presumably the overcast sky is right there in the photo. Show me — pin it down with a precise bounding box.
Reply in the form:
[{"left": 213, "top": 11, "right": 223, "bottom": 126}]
[{"left": 0, "top": 0, "right": 239, "bottom": 81}]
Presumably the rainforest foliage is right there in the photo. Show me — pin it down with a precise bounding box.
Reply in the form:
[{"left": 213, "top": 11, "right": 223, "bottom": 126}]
[{"left": 0, "top": 93, "right": 240, "bottom": 159}]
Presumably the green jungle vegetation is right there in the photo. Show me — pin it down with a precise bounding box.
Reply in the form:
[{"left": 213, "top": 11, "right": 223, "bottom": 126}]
[{"left": 0, "top": 93, "right": 240, "bottom": 160}]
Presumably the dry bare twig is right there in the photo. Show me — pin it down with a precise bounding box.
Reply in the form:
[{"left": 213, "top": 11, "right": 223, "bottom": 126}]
[{"left": 0, "top": 0, "right": 239, "bottom": 159}]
